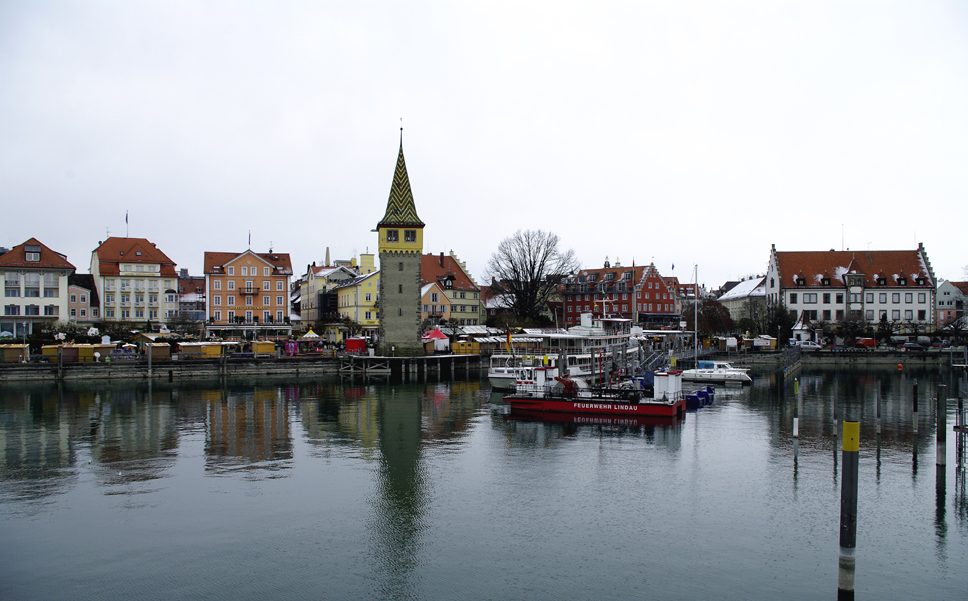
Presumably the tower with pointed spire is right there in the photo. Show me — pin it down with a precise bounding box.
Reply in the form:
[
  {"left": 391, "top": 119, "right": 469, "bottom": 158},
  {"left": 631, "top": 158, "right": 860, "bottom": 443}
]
[{"left": 377, "top": 130, "right": 425, "bottom": 356}]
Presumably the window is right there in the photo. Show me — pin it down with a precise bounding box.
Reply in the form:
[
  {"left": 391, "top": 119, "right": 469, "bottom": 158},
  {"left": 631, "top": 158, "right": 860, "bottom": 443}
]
[
  {"left": 849, "top": 293, "right": 861, "bottom": 303},
  {"left": 245, "top": 296, "right": 253, "bottom": 306},
  {"left": 879, "top": 310, "right": 887, "bottom": 320},
  {"left": 228, "top": 310, "right": 235, "bottom": 322},
  {"left": 398, "top": 262, "right": 403, "bottom": 271},
  {"left": 398, "top": 308, "right": 402, "bottom": 316},
  {"left": 918, "top": 293, "right": 926, "bottom": 303},
  {"left": 918, "top": 310, "right": 926, "bottom": 320},
  {"left": 386, "top": 230, "right": 399, "bottom": 242},
  {"left": 276, "top": 310, "right": 284, "bottom": 322},
  {"left": 245, "top": 310, "right": 252, "bottom": 322},
  {"left": 866, "top": 310, "right": 874, "bottom": 320},
  {"left": 431, "top": 292, "right": 439, "bottom": 303},
  {"left": 879, "top": 293, "right": 887, "bottom": 303},
  {"left": 227, "top": 267, "right": 234, "bottom": 275},
  {"left": 836, "top": 293, "right": 844, "bottom": 303},
  {"left": 213, "top": 280, "right": 221, "bottom": 291},
  {"left": 404, "top": 230, "right": 416, "bottom": 242},
  {"left": 80, "top": 294, "right": 86, "bottom": 303},
  {"left": 4, "top": 305, "right": 19, "bottom": 315},
  {"left": 149, "top": 294, "right": 157, "bottom": 305},
  {"left": 789, "top": 293, "right": 798, "bottom": 304},
  {"left": 903, "top": 293, "right": 912, "bottom": 303},
  {"left": 823, "top": 293, "right": 831, "bottom": 304},
  {"left": 105, "top": 309, "right": 114, "bottom": 318},
  {"left": 121, "top": 294, "right": 130, "bottom": 305},
  {"left": 365, "top": 293, "right": 371, "bottom": 302},
  {"left": 892, "top": 293, "right": 900, "bottom": 303},
  {"left": 262, "top": 296, "right": 268, "bottom": 306},
  {"left": 4, "top": 289, "right": 19, "bottom": 297},
  {"left": 264, "top": 267, "right": 270, "bottom": 276},
  {"left": 263, "top": 311, "right": 270, "bottom": 322},
  {"left": 135, "top": 310, "right": 144, "bottom": 319},
  {"left": 892, "top": 310, "right": 900, "bottom": 320},
  {"left": 276, "top": 295, "right": 283, "bottom": 305},
  {"left": 214, "top": 310, "right": 221, "bottom": 321},
  {"left": 121, "top": 310, "right": 130, "bottom": 319},
  {"left": 365, "top": 311, "right": 372, "bottom": 320},
  {"left": 214, "top": 295, "right": 221, "bottom": 305},
  {"left": 803, "top": 293, "right": 817, "bottom": 303},
  {"left": 70, "top": 294, "right": 77, "bottom": 303},
  {"left": 823, "top": 310, "right": 831, "bottom": 320},
  {"left": 241, "top": 266, "right": 248, "bottom": 276},
  {"left": 228, "top": 280, "right": 235, "bottom": 290},
  {"left": 80, "top": 309, "right": 86, "bottom": 317},
  {"left": 227, "top": 295, "right": 235, "bottom": 305},
  {"left": 865, "top": 293, "right": 873, "bottom": 303},
  {"left": 263, "top": 280, "right": 270, "bottom": 290},
  {"left": 398, "top": 284, "right": 403, "bottom": 294},
  {"left": 904, "top": 310, "right": 913, "bottom": 320}
]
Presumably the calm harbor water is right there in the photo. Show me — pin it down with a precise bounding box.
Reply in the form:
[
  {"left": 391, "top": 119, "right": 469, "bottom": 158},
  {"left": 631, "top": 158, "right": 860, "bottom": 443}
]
[{"left": 1, "top": 366, "right": 966, "bottom": 600}]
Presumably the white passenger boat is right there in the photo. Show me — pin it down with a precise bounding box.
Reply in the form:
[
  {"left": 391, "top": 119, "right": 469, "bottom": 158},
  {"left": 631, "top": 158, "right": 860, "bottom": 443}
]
[{"left": 487, "top": 313, "right": 641, "bottom": 390}]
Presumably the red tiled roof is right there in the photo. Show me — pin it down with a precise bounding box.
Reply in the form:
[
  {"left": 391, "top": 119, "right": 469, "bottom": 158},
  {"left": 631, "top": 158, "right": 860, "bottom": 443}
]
[
  {"left": 95, "top": 237, "right": 177, "bottom": 277},
  {"left": 951, "top": 281, "right": 968, "bottom": 295},
  {"left": 774, "top": 249, "right": 933, "bottom": 289},
  {"left": 421, "top": 253, "right": 478, "bottom": 290},
  {"left": 204, "top": 250, "right": 293, "bottom": 275},
  {"left": 0, "top": 238, "right": 75, "bottom": 270}
]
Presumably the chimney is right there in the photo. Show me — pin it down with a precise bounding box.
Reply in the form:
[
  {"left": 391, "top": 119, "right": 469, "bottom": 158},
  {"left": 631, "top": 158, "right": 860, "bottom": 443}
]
[{"left": 439, "top": 252, "right": 444, "bottom": 267}]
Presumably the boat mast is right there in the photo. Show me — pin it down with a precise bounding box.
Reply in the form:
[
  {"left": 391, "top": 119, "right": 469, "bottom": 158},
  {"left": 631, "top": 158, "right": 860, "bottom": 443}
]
[{"left": 694, "top": 264, "right": 698, "bottom": 367}]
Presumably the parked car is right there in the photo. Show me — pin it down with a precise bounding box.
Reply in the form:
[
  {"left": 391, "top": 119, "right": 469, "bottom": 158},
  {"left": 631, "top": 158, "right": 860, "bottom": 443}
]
[
  {"left": 931, "top": 340, "right": 951, "bottom": 348},
  {"left": 855, "top": 337, "right": 877, "bottom": 349},
  {"left": 901, "top": 342, "right": 927, "bottom": 352},
  {"left": 799, "top": 341, "right": 823, "bottom": 351}
]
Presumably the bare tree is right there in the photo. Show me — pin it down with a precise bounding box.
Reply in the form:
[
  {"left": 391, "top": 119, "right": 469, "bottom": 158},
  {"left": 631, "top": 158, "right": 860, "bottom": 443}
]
[{"left": 485, "top": 230, "right": 580, "bottom": 322}]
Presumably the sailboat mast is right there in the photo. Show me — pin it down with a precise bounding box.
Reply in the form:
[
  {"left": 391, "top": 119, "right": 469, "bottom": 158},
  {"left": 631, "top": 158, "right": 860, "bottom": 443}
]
[{"left": 694, "top": 264, "right": 698, "bottom": 366}]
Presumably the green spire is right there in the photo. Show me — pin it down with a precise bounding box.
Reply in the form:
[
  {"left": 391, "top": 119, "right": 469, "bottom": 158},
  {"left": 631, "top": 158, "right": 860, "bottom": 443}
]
[{"left": 378, "top": 137, "right": 424, "bottom": 228}]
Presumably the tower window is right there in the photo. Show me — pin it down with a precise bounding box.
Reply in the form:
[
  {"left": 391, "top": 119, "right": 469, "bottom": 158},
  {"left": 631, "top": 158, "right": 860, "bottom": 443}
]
[
  {"left": 404, "top": 230, "right": 416, "bottom": 242},
  {"left": 398, "top": 284, "right": 403, "bottom": 293},
  {"left": 386, "top": 230, "right": 399, "bottom": 243},
  {"left": 398, "top": 262, "right": 403, "bottom": 271}
]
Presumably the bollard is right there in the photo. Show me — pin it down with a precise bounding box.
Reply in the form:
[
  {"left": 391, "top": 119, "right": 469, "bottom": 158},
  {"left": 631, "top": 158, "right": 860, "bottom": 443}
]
[
  {"left": 913, "top": 379, "right": 919, "bottom": 434},
  {"left": 838, "top": 420, "right": 860, "bottom": 600},
  {"left": 937, "top": 385, "right": 946, "bottom": 467},
  {"left": 793, "top": 378, "right": 800, "bottom": 437}
]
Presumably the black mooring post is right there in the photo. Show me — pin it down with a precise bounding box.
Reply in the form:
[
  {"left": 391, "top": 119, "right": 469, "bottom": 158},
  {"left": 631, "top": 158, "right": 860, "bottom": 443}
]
[{"left": 838, "top": 420, "right": 859, "bottom": 600}]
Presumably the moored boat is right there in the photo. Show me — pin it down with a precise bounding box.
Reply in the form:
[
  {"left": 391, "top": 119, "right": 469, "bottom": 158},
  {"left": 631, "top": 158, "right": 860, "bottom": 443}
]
[
  {"left": 502, "top": 366, "right": 687, "bottom": 418},
  {"left": 681, "top": 361, "right": 752, "bottom": 385}
]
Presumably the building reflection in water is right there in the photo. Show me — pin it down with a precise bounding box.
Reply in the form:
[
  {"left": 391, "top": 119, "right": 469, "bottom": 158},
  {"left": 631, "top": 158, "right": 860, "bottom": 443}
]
[{"left": 204, "top": 385, "right": 292, "bottom": 474}]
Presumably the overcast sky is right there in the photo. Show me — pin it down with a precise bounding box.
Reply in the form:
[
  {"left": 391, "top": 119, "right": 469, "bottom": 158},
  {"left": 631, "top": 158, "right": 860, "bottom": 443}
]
[{"left": 2, "top": 1, "right": 966, "bottom": 290}]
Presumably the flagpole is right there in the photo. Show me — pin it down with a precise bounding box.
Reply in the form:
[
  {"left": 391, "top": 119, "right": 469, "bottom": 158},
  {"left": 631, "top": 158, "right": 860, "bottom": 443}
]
[{"left": 125, "top": 211, "right": 129, "bottom": 237}]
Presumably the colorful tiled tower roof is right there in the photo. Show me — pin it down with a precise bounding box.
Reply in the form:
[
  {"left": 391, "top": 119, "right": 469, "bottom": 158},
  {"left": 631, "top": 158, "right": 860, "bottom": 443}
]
[{"left": 377, "top": 138, "right": 424, "bottom": 228}]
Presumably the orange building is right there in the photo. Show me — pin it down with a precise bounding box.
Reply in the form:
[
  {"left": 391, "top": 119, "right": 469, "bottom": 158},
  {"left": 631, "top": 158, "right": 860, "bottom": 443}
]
[{"left": 204, "top": 250, "right": 293, "bottom": 340}]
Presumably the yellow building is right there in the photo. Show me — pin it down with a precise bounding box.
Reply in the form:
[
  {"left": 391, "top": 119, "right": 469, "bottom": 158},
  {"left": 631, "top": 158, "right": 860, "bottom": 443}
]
[{"left": 335, "top": 270, "right": 380, "bottom": 340}]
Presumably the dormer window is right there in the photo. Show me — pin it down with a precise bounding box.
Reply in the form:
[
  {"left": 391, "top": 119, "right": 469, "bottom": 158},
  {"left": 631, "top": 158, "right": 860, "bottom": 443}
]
[
  {"left": 822, "top": 278, "right": 830, "bottom": 286},
  {"left": 877, "top": 277, "right": 886, "bottom": 285},
  {"left": 916, "top": 277, "right": 925, "bottom": 285},
  {"left": 898, "top": 277, "right": 907, "bottom": 286},
  {"left": 25, "top": 244, "right": 41, "bottom": 262},
  {"left": 796, "top": 278, "right": 806, "bottom": 286},
  {"left": 605, "top": 273, "right": 614, "bottom": 281}
]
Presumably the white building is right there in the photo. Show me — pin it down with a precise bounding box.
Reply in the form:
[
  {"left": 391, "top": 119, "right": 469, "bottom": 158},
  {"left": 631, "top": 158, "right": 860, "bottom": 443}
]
[
  {"left": 1, "top": 238, "right": 75, "bottom": 337},
  {"left": 766, "top": 244, "right": 936, "bottom": 332},
  {"left": 90, "top": 237, "right": 179, "bottom": 325}
]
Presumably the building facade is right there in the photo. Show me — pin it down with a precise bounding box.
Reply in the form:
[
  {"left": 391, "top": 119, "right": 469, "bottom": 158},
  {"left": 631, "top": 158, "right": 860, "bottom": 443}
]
[
  {"left": 203, "top": 250, "right": 293, "bottom": 340},
  {"left": 766, "top": 244, "right": 937, "bottom": 332},
  {"left": 1, "top": 238, "right": 75, "bottom": 337},
  {"left": 336, "top": 270, "right": 381, "bottom": 339},
  {"left": 560, "top": 260, "right": 679, "bottom": 327},
  {"left": 67, "top": 274, "right": 100, "bottom": 326},
  {"left": 421, "top": 251, "right": 481, "bottom": 326},
  {"left": 936, "top": 280, "right": 967, "bottom": 327},
  {"left": 376, "top": 135, "right": 425, "bottom": 356},
  {"left": 90, "top": 237, "right": 178, "bottom": 325}
]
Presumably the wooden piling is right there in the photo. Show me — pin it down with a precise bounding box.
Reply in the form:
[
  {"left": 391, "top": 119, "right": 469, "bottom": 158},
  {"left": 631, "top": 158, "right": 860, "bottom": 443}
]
[
  {"left": 937, "top": 385, "right": 946, "bottom": 467},
  {"left": 793, "top": 378, "right": 799, "bottom": 438},
  {"left": 913, "top": 379, "right": 919, "bottom": 434}
]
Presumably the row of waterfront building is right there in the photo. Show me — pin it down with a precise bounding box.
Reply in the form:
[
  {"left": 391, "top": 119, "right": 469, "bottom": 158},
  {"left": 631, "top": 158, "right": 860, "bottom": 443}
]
[{"left": 3, "top": 135, "right": 965, "bottom": 351}]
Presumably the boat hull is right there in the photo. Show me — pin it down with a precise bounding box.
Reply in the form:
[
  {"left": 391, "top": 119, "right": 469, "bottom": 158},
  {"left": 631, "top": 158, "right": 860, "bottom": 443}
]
[{"left": 504, "top": 395, "right": 685, "bottom": 418}]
